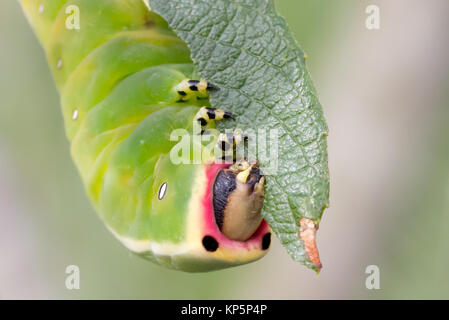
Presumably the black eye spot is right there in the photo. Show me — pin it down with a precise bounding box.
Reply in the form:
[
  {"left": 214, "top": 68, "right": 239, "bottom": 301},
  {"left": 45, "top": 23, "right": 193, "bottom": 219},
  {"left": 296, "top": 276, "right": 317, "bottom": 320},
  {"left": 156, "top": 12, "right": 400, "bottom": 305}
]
[
  {"left": 262, "top": 233, "right": 271, "bottom": 250},
  {"left": 202, "top": 236, "right": 219, "bottom": 252},
  {"left": 158, "top": 182, "right": 167, "bottom": 200}
]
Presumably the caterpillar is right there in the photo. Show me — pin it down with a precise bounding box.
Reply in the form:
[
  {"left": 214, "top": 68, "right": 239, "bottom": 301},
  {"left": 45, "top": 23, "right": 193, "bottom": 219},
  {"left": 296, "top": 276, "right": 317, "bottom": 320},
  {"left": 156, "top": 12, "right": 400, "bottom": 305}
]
[{"left": 20, "top": 0, "right": 271, "bottom": 272}]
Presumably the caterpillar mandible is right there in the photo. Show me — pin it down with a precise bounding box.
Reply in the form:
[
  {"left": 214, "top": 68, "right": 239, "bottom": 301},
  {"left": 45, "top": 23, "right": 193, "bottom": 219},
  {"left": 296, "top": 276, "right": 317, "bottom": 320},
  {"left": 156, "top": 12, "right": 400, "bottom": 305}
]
[{"left": 20, "top": 0, "right": 270, "bottom": 272}]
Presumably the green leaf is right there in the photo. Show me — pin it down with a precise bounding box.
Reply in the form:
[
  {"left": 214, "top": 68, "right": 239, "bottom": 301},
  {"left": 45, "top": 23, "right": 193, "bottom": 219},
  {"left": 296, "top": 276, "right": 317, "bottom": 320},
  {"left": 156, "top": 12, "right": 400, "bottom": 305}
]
[{"left": 152, "top": 0, "right": 329, "bottom": 271}]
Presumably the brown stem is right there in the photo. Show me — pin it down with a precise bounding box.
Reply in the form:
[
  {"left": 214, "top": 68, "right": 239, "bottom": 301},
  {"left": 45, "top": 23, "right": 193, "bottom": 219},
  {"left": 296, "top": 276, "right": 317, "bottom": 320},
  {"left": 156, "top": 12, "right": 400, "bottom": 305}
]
[{"left": 299, "top": 218, "right": 322, "bottom": 270}]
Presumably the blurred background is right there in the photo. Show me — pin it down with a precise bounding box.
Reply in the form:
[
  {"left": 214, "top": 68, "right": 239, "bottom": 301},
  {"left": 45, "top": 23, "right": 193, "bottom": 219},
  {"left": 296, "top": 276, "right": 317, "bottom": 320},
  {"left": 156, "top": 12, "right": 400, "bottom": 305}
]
[{"left": 1, "top": 0, "right": 449, "bottom": 299}]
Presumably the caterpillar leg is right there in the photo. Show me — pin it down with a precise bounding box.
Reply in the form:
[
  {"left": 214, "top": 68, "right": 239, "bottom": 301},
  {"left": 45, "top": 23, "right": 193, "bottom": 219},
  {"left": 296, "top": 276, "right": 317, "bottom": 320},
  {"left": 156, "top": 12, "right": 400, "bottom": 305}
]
[
  {"left": 217, "top": 132, "right": 247, "bottom": 152},
  {"left": 193, "top": 107, "right": 245, "bottom": 163},
  {"left": 217, "top": 132, "right": 248, "bottom": 162},
  {"left": 176, "top": 79, "right": 219, "bottom": 101},
  {"left": 194, "top": 107, "right": 234, "bottom": 134},
  {"left": 233, "top": 161, "right": 265, "bottom": 194}
]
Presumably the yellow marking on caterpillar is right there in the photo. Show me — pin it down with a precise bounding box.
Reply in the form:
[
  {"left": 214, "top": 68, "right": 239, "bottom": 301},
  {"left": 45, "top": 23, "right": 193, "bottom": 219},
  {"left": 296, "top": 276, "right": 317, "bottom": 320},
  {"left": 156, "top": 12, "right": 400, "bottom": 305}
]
[{"left": 175, "top": 79, "right": 217, "bottom": 101}]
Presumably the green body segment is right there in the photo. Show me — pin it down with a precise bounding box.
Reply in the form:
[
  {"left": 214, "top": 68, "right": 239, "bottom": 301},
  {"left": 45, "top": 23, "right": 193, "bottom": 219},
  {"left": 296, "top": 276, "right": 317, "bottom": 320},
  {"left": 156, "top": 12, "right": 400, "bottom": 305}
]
[{"left": 21, "top": 0, "right": 205, "bottom": 243}]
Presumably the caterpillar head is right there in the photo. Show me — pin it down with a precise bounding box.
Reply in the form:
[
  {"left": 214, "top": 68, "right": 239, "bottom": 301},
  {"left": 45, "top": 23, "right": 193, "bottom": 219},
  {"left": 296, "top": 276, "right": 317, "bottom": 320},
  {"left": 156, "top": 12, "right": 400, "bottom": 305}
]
[
  {"left": 213, "top": 161, "right": 265, "bottom": 242},
  {"left": 181, "top": 161, "right": 271, "bottom": 271}
]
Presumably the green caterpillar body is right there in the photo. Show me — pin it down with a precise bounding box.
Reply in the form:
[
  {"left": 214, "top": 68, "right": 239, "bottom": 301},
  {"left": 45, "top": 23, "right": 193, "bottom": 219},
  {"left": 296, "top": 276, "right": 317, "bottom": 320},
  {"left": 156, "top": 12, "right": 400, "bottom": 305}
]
[{"left": 21, "top": 0, "right": 270, "bottom": 272}]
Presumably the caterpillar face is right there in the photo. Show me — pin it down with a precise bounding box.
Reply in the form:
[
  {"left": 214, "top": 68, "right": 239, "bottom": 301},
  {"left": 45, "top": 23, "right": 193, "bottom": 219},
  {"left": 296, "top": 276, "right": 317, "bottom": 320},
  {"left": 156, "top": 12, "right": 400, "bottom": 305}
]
[
  {"left": 175, "top": 162, "right": 270, "bottom": 272},
  {"left": 213, "top": 162, "right": 265, "bottom": 242}
]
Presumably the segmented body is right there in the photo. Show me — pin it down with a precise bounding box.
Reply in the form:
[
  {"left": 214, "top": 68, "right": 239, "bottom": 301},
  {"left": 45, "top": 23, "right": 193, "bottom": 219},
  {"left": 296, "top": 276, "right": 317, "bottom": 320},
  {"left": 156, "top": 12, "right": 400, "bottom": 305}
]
[{"left": 21, "top": 0, "right": 270, "bottom": 272}]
